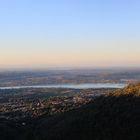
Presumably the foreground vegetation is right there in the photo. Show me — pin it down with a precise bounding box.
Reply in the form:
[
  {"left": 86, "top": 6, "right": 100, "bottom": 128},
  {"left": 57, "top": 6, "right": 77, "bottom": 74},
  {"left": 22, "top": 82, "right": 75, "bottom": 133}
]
[{"left": 1, "top": 82, "right": 140, "bottom": 140}]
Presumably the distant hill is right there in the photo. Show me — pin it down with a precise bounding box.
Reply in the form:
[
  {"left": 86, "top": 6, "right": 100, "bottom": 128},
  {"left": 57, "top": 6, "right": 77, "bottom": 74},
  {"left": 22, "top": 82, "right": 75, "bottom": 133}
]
[{"left": 1, "top": 82, "right": 140, "bottom": 140}]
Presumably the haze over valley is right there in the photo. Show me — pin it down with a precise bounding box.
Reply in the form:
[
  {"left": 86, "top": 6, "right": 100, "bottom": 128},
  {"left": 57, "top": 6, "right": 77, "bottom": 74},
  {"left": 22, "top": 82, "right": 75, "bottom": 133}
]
[{"left": 1, "top": 0, "right": 140, "bottom": 140}]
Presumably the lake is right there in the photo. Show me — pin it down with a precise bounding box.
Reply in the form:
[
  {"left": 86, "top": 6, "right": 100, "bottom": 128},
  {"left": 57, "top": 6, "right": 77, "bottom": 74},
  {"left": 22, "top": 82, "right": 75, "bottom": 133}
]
[{"left": 0, "top": 83, "right": 127, "bottom": 90}]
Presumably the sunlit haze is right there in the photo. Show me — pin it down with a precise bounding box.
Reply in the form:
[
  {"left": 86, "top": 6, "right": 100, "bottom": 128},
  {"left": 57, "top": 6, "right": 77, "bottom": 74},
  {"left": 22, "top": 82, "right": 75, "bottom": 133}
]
[{"left": 0, "top": 0, "right": 140, "bottom": 69}]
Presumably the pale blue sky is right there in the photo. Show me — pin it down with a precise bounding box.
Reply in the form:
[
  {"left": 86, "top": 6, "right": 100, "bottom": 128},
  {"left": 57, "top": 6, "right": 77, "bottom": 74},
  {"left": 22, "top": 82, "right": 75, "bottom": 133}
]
[{"left": 0, "top": 0, "right": 140, "bottom": 68}]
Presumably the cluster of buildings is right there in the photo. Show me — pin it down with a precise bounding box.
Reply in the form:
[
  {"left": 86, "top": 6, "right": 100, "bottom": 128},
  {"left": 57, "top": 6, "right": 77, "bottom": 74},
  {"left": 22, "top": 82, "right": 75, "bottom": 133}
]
[{"left": 0, "top": 92, "right": 98, "bottom": 120}]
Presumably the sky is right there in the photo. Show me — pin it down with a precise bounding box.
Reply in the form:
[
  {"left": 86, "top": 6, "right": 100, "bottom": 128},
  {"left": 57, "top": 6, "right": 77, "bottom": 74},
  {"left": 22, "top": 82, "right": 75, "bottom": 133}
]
[{"left": 0, "top": 0, "right": 140, "bottom": 69}]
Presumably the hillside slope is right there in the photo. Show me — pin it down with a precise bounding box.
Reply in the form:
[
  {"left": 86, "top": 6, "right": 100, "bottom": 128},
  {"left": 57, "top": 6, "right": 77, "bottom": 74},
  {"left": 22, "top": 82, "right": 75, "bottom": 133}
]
[
  {"left": 34, "top": 82, "right": 140, "bottom": 140},
  {"left": 1, "top": 82, "right": 140, "bottom": 140}
]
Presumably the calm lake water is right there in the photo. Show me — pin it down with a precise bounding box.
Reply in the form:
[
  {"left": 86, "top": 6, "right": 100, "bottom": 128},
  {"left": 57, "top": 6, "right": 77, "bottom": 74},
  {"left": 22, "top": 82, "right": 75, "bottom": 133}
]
[{"left": 0, "top": 83, "right": 127, "bottom": 90}]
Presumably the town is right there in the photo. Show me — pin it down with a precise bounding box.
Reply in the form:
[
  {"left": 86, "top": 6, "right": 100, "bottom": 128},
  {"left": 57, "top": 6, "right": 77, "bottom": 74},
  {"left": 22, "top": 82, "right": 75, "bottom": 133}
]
[{"left": 0, "top": 88, "right": 113, "bottom": 121}]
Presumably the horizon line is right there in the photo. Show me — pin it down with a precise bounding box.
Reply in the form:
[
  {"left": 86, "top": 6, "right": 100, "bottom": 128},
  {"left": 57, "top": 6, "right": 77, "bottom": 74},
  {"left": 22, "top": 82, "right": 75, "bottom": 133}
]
[{"left": 0, "top": 65, "right": 140, "bottom": 72}]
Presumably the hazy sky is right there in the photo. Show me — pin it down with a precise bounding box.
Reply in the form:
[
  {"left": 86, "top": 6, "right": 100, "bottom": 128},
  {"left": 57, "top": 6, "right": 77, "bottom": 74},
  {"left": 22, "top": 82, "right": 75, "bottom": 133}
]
[{"left": 0, "top": 0, "right": 140, "bottom": 68}]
